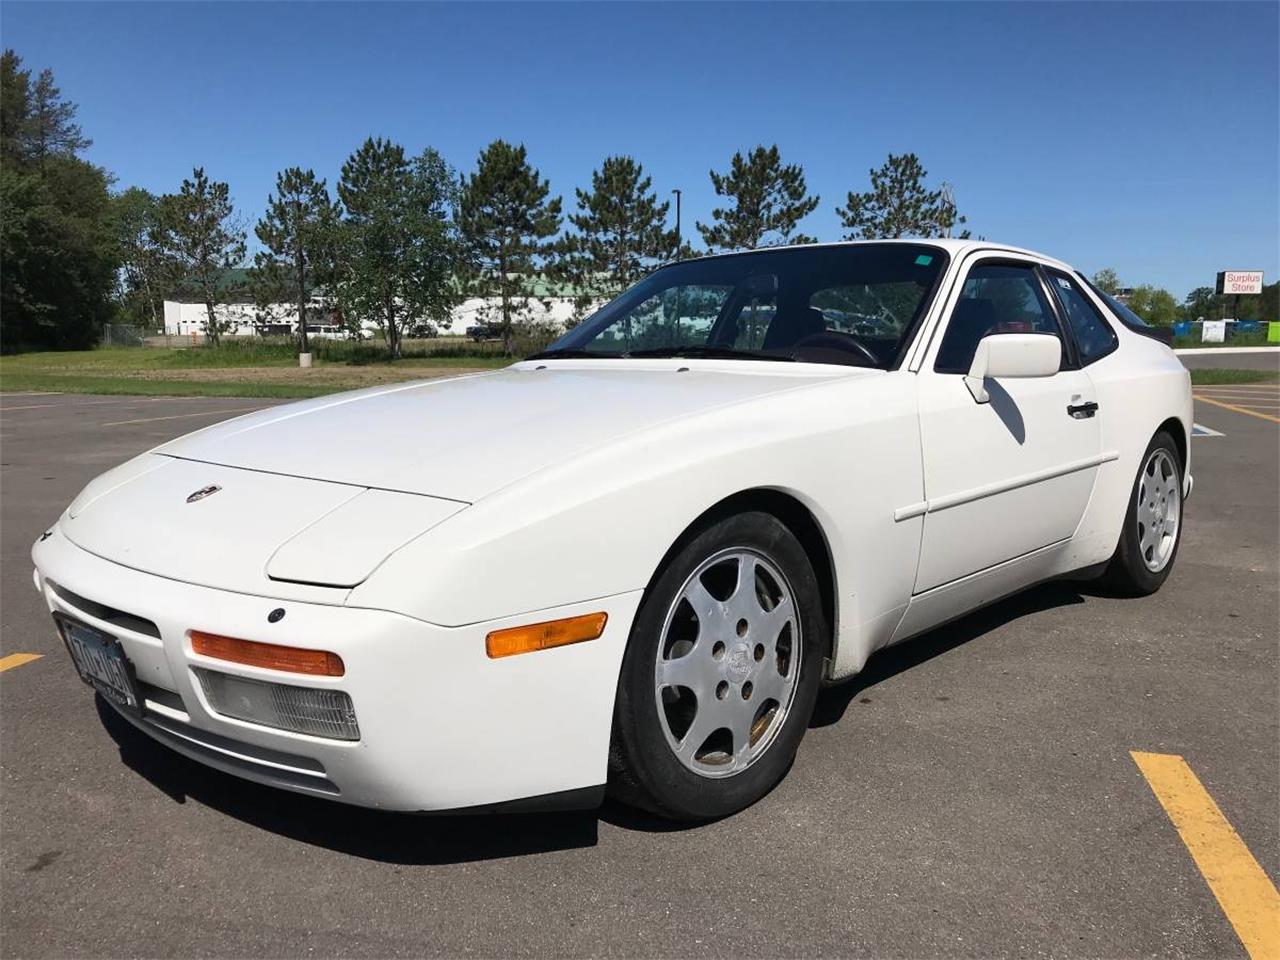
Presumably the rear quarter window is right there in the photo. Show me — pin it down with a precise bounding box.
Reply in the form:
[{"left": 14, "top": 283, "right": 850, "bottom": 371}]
[{"left": 1048, "top": 271, "right": 1118, "bottom": 365}]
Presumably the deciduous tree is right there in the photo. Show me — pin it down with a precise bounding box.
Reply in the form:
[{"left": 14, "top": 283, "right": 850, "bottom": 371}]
[
  {"left": 837, "top": 153, "right": 966, "bottom": 240},
  {"left": 458, "top": 140, "right": 562, "bottom": 354},
  {"left": 1180, "top": 286, "right": 1218, "bottom": 322},
  {"left": 1124, "top": 285, "right": 1179, "bottom": 326},
  {"left": 113, "top": 187, "right": 172, "bottom": 329},
  {"left": 697, "top": 145, "right": 818, "bottom": 251},
  {"left": 157, "top": 168, "right": 247, "bottom": 346},
  {"left": 1092, "top": 268, "right": 1121, "bottom": 295},
  {"left": 336, "top": 139, "right": 460, "bottom": 358}
]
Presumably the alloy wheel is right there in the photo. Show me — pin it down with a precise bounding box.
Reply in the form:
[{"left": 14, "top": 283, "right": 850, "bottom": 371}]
[
  {"left": 653, "top": 548, "right": 801, "bottom": 778},
  {"left": 1137, "top": 448, "right": 1181, "bottom": 572}
]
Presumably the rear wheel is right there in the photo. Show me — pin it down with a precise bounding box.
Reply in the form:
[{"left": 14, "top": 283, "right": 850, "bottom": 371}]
[
  {"left": 1101, "top": 431, "right": 1183, "bottom": 595},
  {"left": 608, "top": 511, "right": 825, "bottom": 820}
]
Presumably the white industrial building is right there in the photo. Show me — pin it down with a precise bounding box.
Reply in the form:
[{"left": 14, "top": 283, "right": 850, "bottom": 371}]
[{"left": 162, "top": 295, "right": 580, "bottom": 340}]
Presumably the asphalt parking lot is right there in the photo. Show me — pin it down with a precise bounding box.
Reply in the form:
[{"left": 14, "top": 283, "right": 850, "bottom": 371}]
[{"left": 1, "top": 377, "right": 1276, "bottom": 958}]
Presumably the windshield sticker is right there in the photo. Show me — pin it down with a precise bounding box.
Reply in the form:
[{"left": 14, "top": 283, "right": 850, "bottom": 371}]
[
  {"left": 914, "top": 254, "right": 933, "bottom": 266},
  {"left": 1057, "top": 277, "right": 1071, "bottom": 289}
]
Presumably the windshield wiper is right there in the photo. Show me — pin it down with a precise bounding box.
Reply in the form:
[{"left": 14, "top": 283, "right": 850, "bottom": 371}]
[
  {"left": 627, "top": 345, "right": 795, "bottom": 362},
  {"left": 524, "top": 348, "right": 619, "bottom": 360},
  {"left": 527, "top": 345, "right": 796, "bottom": 362}
]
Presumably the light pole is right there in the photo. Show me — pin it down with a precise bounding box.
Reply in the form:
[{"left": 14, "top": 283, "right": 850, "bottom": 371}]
[
  {"left": 672, "top": 188, "right": 682, "bottom": 260},
  {"left": 941, "top": 182, "right": 956, "bottom": 238}
]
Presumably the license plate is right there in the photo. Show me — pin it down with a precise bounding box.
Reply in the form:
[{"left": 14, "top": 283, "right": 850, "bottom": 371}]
[{"left": 55, "top": 613, "right": 142, "bottom": 713}]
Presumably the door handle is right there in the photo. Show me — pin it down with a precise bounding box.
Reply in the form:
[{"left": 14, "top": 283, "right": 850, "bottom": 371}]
[{"left": 1067, "top": 401, "right": 1099, "bottom": 419}]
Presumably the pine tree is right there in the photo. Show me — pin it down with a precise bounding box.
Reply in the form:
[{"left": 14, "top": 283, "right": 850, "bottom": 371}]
[
  {"left": 458, "top": 140, "right": 562, "bottom": 354},
  {"left": 25, "top": 67, "right": 90, "bottom": 169},
  {"left": 253, "top": 167, "right": 340, "bottom": 354},
  {"left": 157, "top": 168, "right": 246, "bottom": 346},
  {"left": 837, "top": 153, "right": 967, "bottom": 240},
  {"left": 336, "top": 139, "right": 460, "bottom": 358},
  {"left": 1, "top": 50, "right": 32, "bottom": 165},
  {"left": 555, "top": 155, "right": 674, "bottom": 321},
  {"left": 1, "top": 50, "right": 116, "bottom": 351},
  {"left": 697, "top": 145, "right": 818, "bottom": 251}
]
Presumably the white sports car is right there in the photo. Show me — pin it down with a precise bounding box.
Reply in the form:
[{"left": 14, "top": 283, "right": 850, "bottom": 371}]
[{"left": 32, "top": 240, "right": 1192, "bottom": 820}]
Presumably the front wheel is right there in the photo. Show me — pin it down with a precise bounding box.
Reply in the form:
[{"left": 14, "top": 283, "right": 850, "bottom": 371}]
[
  {"left": 1101, "top": 431, "right": 1184, "bottom": 595},
  {"left": 608, "top": 511, "right": 826, "bottom": 820}
]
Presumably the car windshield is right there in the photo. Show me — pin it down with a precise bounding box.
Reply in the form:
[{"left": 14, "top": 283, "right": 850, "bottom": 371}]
[{"left": 536, "top": 243, "right": 948, "bottom": 369}]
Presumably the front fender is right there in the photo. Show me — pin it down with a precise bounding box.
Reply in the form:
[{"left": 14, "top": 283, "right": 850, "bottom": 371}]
[{"left": 348, "top": 371, "right": 924, "bottom": 678}]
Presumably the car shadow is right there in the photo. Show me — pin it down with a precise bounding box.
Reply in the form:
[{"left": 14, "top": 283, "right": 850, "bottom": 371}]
[
  {"left": 97, "top": 579, "right": 1103, "bottom": 860},
  {"left": 95, "top": 695, "right": 702, "bottom": 862},
  {"left": 810, "top": 579, "right": 1093, "bottom": 727}
]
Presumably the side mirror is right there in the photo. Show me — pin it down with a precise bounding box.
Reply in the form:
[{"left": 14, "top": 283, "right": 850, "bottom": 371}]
[{"left": 964, "top": 333, "right": 1061, "bottom": 403}]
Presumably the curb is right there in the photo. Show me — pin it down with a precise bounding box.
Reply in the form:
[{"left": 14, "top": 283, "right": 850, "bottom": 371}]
[{"left": 1174, "top": 347, "right": 1280, "bottom": 356}]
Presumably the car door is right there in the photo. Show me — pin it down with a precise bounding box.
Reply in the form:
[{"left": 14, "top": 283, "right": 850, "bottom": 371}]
[{"left": 912, "top": 256, "right": 1104, "bottom": 593}]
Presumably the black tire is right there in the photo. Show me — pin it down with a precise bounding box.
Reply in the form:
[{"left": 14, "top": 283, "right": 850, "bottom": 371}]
[
  {"left": 607, "top": 511, "right": 826, "bottom": 820},
  {"left": 1100, "top": 430, "right": 1184, "bottom": 595}
]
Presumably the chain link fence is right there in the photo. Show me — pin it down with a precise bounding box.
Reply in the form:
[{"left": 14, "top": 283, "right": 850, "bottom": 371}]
[{"left": 100, "top": 324, "right": 147, "bottom": 347}]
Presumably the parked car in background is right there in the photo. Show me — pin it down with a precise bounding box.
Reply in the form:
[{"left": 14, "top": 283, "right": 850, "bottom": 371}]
[
  {"left": 467, "top": 322, "right": 503, "bottom": 342},
  {"left": 33, "top": 239, "right": 1192, "bottom": 821}
]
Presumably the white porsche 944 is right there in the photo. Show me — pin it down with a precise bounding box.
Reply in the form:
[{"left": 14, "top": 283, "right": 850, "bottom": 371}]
[{"left": 33, "top": 240, "right": 1192, "bottom": 820}]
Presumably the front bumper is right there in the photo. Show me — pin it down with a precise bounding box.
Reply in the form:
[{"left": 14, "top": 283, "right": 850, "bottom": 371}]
[{"left": 32, "top": 526, "right": 641, "bottom": 812}]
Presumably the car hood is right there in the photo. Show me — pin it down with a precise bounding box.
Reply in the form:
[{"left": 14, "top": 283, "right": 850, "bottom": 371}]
[{"left": 154, "top": 360, "right": 865, "bottom": 503}]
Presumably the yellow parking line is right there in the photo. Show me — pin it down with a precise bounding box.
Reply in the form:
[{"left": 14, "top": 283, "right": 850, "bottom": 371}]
[
  {"left": 1195, "top": 382, "right": 1280, "bottom": 387},
  {"left": 102, "top": 406, "right": 264, "bottom": 427},
  {"left": 1192, "top": 391, "right": 1280, "bottom": 399},
  {"left": 1196, "top": 401, "right": 1280, "bottom": 409},
  {"left": 1132, "top": 751, "right": 1280, "bottom": 959},
  {"left": 0, "top": 653, "right": 43, "bottom": 672},
  {"left": 1194, "top": 396, "right": 1280, "bottom": 424}
]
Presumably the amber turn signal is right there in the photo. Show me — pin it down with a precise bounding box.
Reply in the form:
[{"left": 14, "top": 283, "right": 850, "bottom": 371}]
[
  {"left": 485, "top": 612, "right": 608, "bottom": 659},
  {"left": 190, "top": 631, "right": 345, "bottom": 677}
]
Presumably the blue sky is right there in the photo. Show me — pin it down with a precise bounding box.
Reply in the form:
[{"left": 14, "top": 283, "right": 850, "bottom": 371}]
[{"left": 3, "top": 1, "right": 1277, "bottom": 297}]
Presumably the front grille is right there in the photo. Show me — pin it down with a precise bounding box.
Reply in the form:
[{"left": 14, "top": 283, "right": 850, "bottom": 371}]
[{"left": 48, "top": 581, "right": 161, "bottom": 639}]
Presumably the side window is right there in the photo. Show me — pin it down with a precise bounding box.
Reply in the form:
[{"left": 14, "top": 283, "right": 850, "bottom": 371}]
[
  {"left": 1049, "top": 271, "right": 1118, "bottom": 364},
  {"left": 934, "top": 263, "right": 1063, "bottom": 374}
]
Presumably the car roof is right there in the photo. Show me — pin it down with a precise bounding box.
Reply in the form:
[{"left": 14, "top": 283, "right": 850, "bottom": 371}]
[{"left": 670, "top": 238, "right": 1074, "bottom": 273}]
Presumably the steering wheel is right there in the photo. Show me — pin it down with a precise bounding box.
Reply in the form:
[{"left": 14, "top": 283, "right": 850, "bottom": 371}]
[{"left": 791, "top": 329, "right": 880, "bottom": 366}]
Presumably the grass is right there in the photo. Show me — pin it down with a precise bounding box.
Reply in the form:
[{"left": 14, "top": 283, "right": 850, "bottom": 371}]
[
  {"left": 1188, "top": 368, "right": 1280, "bottom": 385},
  {"left": 9, "top": 344, "right": 1275, "bottom": 398},
  {"left": 0, "top": 373, "right": 336, "bottom": 399},
  {"left": 0, "top": 342, "right": 515, "bottom": 399}
]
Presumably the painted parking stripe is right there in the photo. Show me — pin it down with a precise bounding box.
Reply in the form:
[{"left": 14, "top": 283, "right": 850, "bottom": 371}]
[
  {"left": 102, "top": 406, "right": 266, "bottom": 427},
  {"left": 0, "top": 653, "right": 43, "bottom": 672},
  {"left": 0, "top": 398, "right": 169, "bottom": 412},
  {"left": 1192, "top": 423, "right": 1225, "bottom": 437},
  {"left": 1194, "top": 396, "right": 1280, "bottom": 424},
  {"left": 1194, "top": 394, "right": 1280, "bottom": 403},
  {"left": 1195, "top": 388, "right": 1280, "bottom": 395},
  {"left": 1132, "top": 752, "right": 1280, "bottom": 960}
]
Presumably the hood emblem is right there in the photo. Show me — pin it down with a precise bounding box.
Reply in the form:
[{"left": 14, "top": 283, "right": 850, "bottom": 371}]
[{"left": 186, "top": 485, "right": 222, "bottom": 504}]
